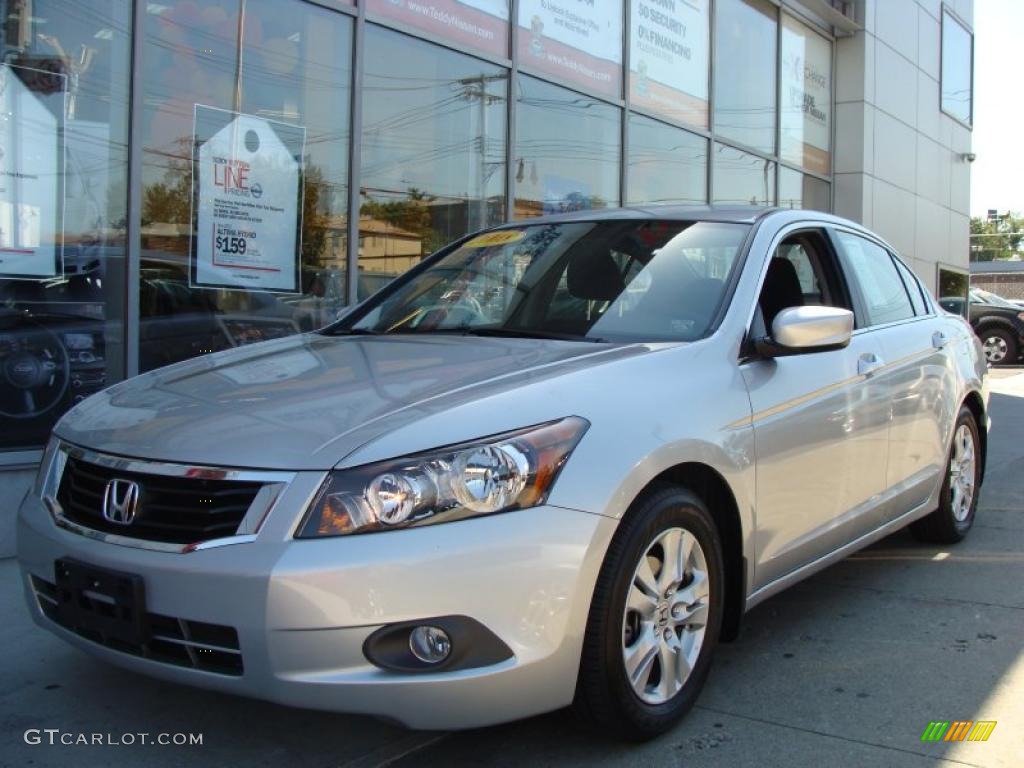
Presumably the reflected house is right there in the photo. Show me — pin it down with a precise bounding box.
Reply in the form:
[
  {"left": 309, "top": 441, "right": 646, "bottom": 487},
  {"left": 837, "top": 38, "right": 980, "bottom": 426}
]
[{"left": 356, "top": 215, "right": 423, "bottom": 278}]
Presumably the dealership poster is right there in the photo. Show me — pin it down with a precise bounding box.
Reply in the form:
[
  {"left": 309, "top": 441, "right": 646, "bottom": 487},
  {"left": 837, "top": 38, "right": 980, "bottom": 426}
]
[
  {"left": 191, "top": 105, "right": 305, "bottom": 292},
  {"left": 518, "top": 0, "right": 623, "bottom": 97},
  {"left": 366, "top": 0, "right": 509, "bottom": 57},
  {"left": 629, "top": 0, "right": 709, "bottom": 128},
  {"left": 0, "top": 62, "right": 65, "bottom": 280},
  {"left": 780, "top": 16, "right": 831, "bottom": 175}
]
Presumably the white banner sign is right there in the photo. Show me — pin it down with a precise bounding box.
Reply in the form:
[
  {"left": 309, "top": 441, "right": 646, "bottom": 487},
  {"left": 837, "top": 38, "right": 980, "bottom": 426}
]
[
  {"left": 518, "top": 0, "right": 623, "bottom": 94},
  {"left": 630, "top": 0, "right": 709, "bottom": 124},
  {"left": 191, "top": 106, "right": 305, "bottom": 292},
  {"left": 0, "top": 63, "right": 65, "bottom": 279}
]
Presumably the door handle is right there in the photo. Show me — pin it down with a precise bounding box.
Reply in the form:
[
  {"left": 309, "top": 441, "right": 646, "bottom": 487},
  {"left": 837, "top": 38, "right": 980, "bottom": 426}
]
[
  {"left": 932, "top": 331, "right": 948, "bottom": 349},
  {"left": 858, "top": 352, "right": 885, "bottom": 377}
]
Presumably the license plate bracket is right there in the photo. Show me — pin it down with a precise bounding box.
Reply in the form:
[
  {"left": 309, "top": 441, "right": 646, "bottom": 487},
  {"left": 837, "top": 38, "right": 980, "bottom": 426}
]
[{"left": 54, "top": 558, "right": 147, "bottom": 646}]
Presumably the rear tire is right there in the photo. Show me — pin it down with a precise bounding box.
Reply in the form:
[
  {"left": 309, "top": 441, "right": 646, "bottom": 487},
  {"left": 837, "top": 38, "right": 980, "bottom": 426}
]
[
  {"left": 910, "top": 406, "right": 981, "bottom": 544},
  {"left": 574, "top": 485, "right": 724, "bottom": 741},
  {"left": 979, "top": 327, "right": 1018, "bottom": 366}
]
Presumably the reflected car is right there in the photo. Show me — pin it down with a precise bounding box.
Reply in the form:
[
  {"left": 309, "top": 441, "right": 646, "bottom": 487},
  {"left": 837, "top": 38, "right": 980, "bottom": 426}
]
[
  {"left": 18, "top": 207, "right": 988, "bottom": 740},
  {"left": 939, "top": 288, "right": 1024, "bottom": 365}
]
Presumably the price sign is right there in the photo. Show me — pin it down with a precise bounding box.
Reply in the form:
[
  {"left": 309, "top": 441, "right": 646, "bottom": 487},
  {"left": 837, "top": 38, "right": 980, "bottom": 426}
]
[{"left": 191, "top": 106, "right": 305, "bottom": 292}]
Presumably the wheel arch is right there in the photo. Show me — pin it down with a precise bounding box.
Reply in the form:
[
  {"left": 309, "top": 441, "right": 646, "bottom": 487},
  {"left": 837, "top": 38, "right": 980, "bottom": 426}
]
[
  {"left": 962, "top": 390, "right": 988, "bottom": 484},
  {"left": 631, "top": 463, "right": 746, "bottom": 643}
]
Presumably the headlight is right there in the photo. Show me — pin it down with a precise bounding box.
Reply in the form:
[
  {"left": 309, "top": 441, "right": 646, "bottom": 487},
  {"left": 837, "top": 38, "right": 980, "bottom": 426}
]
[{"left": 296, "top": 416, "right": 589, "bottom": 538}]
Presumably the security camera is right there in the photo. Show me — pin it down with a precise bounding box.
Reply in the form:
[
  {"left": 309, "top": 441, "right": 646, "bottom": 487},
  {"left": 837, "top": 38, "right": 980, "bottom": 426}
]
[{"left": 961, "top": 152, "right": 977, "bottom": 163}]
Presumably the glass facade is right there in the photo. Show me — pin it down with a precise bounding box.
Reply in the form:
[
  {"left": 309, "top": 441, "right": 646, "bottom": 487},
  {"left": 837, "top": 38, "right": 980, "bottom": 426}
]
[
  {"left": 138, "top": 0, "right": 353, "bottom": 372},
  {"left": 514, "top": 76, "right": 620, "bottom": 218},
  {"left": 0, "top": 0, "right": 835, "bottom": 456},
  {"left": 361, "top": 25, "right": 507, "bottom": 279},
  {"left": 713, "top": 0, "right": 777, "bottom": 154}
]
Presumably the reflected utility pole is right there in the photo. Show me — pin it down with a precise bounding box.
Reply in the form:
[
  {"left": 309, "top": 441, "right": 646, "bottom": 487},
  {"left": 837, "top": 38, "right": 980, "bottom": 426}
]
[{"left": 457, "top": 75, "right": 505, "bottom": 231}]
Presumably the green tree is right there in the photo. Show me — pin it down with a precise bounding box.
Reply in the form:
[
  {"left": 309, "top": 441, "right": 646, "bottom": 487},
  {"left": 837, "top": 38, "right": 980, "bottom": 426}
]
[{"left": 970, "top": 212, "right": 1024, "bottom": 262}]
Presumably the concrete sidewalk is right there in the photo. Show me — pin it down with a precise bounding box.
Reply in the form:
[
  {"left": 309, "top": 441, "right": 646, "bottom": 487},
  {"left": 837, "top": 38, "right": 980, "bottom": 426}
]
[{"left": 1, "top": 372, "right": 1022, "bottom": 767}]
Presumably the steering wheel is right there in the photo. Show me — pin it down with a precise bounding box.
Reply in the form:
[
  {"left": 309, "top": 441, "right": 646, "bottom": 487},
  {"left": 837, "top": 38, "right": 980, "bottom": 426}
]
[
  {"left": 408, "top": 297, "right": 490, "bottom": 329},
  {"left": 0, "top": 319, "right": 71, "bottom": 420}
]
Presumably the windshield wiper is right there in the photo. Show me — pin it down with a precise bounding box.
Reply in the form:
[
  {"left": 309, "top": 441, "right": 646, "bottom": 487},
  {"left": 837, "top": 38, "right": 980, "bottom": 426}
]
[
  {"left": 441, "top": 326, "right": 608, "bottom": 343},
  {"left": 321, "top": 327, "right": 386, "bottom": 336}
]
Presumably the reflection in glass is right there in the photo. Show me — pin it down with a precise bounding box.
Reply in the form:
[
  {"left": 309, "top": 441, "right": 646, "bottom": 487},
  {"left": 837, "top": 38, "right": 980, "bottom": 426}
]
[
  {"left": 941, "top": 10, "right": 973, "bottom": 125},
  {"left": 361, "top": 25, "right": 508, "bottom": 294},
  {"left": 627, "top": 115, "right": 707, "bottom": 206},
  {"left": 139, "top": 0, "right": 353, "bottom": 372},
  {"left": 714, "top": 0, "right": 777, "bottom": 154},
  {"left": 0, "top": 0, "right": 129, "bottom": 450},
  {"left": 713, "top": 144, "right": 775, "bottom": 206},
  {"left": 515, "top": 76, "right": 620, "bottom": 219},
  {"left": 778, "top": 167, "right": 830, "bottom": 212}
]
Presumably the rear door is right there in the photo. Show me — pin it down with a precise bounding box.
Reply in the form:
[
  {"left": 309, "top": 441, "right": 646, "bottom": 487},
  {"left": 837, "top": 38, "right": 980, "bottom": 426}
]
[
  {"left": 743, "top": 227, "right": 891, "bottom": 590},
  {"left": 832, "top": 230, "right": 955, "bottom": 520}
]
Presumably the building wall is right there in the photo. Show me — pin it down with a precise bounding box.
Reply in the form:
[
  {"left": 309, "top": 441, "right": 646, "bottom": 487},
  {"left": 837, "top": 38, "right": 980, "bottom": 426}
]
[{"left": 834, "top": 0, "right": 974, "bottom": 293}]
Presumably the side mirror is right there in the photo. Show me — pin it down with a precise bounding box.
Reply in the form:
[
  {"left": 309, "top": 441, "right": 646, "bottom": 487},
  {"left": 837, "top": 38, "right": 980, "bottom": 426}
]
[{"left": 755, "top": 306, "right": 854, "bottom": 357}]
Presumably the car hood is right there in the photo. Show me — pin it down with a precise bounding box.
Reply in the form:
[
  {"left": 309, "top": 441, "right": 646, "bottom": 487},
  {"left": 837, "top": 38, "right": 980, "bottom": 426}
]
[{"left": 56, "top": 333, "right": 649, "bottom": 469}]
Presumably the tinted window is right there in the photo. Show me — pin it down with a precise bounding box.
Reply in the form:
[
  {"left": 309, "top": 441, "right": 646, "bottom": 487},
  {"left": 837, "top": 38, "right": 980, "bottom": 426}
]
[
  {"left": 836, "top": 232, "right": 915, "bottom": 326},
  {"left": 893, "top": 259, "right": 927, "bottom": 315},
  {"left": 341, "top": 221, "right": 750, "bottom": 342}
]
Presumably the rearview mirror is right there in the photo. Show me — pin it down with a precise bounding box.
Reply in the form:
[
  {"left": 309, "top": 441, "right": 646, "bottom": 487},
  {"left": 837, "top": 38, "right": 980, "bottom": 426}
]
[{"left": 756, "top": 306, "right": 854, "bottom": 357}]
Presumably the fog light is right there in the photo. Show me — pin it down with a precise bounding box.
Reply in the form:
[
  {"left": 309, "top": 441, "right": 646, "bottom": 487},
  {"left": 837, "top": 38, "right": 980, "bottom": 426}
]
[{"left": 408, "top": 625, "right": 452, "bottom": 664}]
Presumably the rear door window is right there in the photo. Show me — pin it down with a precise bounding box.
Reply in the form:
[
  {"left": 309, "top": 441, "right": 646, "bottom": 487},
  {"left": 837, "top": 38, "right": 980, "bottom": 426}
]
[{"left": 835, "top": 232, "right": 916, "bottom": 326}]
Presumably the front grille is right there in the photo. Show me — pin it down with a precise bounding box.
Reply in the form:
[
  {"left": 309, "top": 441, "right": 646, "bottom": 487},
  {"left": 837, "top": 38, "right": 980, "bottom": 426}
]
[
  {"left": 56, "top": 456, "right": 263, "bottom": 545},
  {"left": 32, "top": 576, "right": 244, "bottom": 676}
]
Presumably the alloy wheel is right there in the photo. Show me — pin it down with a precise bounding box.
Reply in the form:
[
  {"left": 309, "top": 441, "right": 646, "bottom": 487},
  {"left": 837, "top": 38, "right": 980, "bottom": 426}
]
[
  {"left": 949, "top": 423, "right": 977, "bottom": 522},
  {"left": 621, "top": 527, "right": 709, "bottom": 705},
  {"left": 982, "top": 335, "right": 1008, "bottom": 363}
]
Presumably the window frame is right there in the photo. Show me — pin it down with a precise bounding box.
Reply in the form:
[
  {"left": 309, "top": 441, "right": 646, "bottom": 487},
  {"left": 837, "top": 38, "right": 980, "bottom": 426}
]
[
  {"left": 939, "top": 5, "right": 974, "bottom": 129},
  {"left": 743, "top": 223, "right": 858, "bottom": 351}
]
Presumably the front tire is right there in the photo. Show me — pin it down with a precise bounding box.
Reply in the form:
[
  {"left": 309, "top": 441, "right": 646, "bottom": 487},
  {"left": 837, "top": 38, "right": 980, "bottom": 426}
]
[
  {"left": 910, "top": 406, "right": 981, "bottom": 544},
  {"left": 574, "top": 486, "right": 724, "bottom": 741}
]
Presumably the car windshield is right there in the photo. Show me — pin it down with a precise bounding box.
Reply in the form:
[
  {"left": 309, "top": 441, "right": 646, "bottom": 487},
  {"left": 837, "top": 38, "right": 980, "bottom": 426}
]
[
  {"left": 970, "top": 288, "right": 1019, "bottom": 308},
  {"left": 331, "top": 220, "right": 750, "bottom": 343}
]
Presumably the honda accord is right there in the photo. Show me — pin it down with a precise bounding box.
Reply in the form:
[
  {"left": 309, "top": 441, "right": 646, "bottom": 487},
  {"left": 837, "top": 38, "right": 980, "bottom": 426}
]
[{"left": 17, "top": 207, "right": 988, "bottom": 740}]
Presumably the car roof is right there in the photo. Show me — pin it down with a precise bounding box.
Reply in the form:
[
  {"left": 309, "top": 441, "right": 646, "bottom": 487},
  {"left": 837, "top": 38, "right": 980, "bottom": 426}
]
[
  {"left": 496, "top": 205, "right": 872, "bottom": 233},
  {"left": 505, "top": 204, "right": 773, "bottom": 225}
]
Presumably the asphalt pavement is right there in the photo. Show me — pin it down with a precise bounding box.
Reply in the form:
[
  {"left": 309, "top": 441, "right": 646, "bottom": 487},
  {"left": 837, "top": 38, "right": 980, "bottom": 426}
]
[{"left": 2, "top": 370, "right": 1022, "bottom": 768}]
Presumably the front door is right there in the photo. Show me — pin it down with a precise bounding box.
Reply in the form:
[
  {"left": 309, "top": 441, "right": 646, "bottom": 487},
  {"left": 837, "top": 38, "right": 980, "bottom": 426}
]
[{"left": 742, "top": 229, "right": 890, "bottom": 590}]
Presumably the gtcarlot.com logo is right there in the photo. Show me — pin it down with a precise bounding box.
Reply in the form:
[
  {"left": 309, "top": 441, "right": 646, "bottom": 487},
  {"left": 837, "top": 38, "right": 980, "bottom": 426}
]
[
  {"left": 24, "top": 729, "right": 203, "bottom": 746},
  {"left": 921, "top": 720, "right": 997, "bottom": 742}
]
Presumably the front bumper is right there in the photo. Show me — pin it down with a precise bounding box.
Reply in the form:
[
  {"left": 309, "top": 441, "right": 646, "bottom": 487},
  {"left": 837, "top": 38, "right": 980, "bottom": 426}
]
[{"left": 16, "top": 487, "right": 616, "bottom": 729}]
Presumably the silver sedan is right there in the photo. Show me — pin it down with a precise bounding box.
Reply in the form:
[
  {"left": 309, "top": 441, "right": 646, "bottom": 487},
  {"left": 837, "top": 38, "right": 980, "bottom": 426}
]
[{"left": 17, "top": 207, "right": 988, "bottom": 740}]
